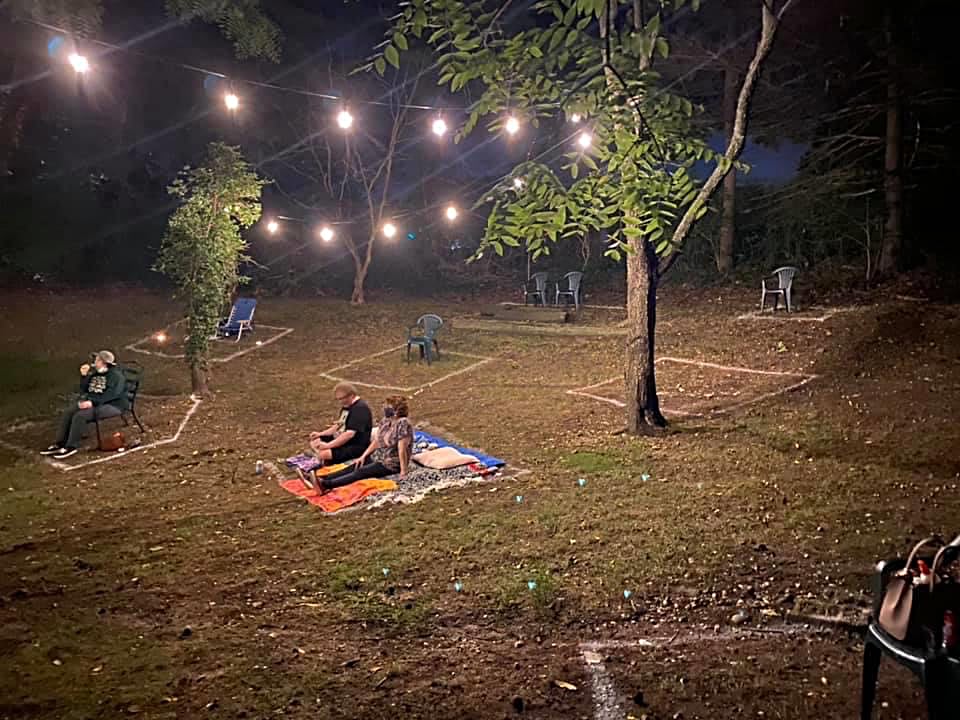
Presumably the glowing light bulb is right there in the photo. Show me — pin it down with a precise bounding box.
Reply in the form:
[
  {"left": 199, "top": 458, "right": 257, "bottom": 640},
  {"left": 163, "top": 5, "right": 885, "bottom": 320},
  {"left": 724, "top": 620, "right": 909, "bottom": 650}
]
[
  {"left": 68, "top": 53, "right": 89, "bottom": 73},
  {"left": 445, "top": 205, "right": 458, "bottom": 221},
  {"left": 577, "top": 131, "right": 592, "bottom": 149},
  {"left": 319, "top": 226, "right": 334, "bottom": 242},
  {"left": 512, "top": 177, "right": 524, "bottom": 189},
  {"left": 382, "top": 222, "right": 397, "bottom": 238},
  {"left": 154, "top": 332, "right": 167, "bottom": 344},
  {"left": 505, "top": 116, "right": 520, "bottom": 135},
  {"left": 432, "top": 117, "right": 448, "bottom": 136},
  {"left": 337, "top": 109, "right": 353, "bottom": 130},
  {"left": 570, "top": 113, "right": 582, "bottom": 123},
  {"left": 224, "top": 93, "right": 240, "bottom": 111},
  {"left": 266, "top": 220, "right": 279, "bottom": 234}
]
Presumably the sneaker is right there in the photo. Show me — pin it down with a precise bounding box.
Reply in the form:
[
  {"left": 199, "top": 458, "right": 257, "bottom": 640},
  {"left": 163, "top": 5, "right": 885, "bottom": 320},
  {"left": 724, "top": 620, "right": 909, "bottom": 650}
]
[
  {"left": 52, "top": 447, "right": 78, "bottom": 459},
  {"left": 40, "top": 445, "right": 62, "bottom": 456}
]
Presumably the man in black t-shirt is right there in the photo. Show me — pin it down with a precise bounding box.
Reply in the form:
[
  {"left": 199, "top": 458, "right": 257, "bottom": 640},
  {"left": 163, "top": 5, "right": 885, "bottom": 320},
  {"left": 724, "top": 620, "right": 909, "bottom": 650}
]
[{"left": 308, "top": 382, "right": 373, "bottom": 465}]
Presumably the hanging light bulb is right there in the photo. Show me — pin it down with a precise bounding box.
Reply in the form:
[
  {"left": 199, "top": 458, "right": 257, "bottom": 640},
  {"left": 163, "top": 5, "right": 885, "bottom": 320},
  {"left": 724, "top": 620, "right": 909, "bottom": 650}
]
[
  {"left": 512, "top": 177, "right": 525, "bottom": 189},
  {"left": 382, "top": 222, "right": 397, "bottom": 238},
  {"left": 577, "top": 131, "right": 592, "bottom": 149},
  {"left": 68, "top": 53, "right": 90, "bottom": 74},
  {"left": 266, "top": 219, "right": 279, "bottom": 234},
  {"left": 337, "top": 109, "right": 354, "bottom": 130},
  {"left": 224, "top": 93, "right": 240, "bottom": 111},
  {"left": 319, "top": 226, "right": 334, "bottom": 242},
  {"left": 504, "top": 116, "right": 520, "bottom": 135},
  {"left": 432, "top": 117, "right": 448, "bottom": 136},
  {"left": 570, "top": 113, "right": 582, "bottom": 123},
  {"left": 445, "top": 205, "right": 458, "bottom": 221}
]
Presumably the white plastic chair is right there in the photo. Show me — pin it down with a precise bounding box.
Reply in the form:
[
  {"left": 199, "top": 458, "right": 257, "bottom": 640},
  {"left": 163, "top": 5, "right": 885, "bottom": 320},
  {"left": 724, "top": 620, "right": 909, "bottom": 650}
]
[
  {"left": 760, "top": 267, "right": 798, "bottom": 313},
  {"left": 555, "top": 272, "right": 583, "bottom": 310}
]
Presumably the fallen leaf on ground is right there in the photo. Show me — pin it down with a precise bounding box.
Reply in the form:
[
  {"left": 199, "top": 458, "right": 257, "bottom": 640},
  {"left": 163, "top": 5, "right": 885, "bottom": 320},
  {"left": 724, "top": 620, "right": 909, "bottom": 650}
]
[{"left": 553, "top": 680, "right": 578, "bottom": 691}]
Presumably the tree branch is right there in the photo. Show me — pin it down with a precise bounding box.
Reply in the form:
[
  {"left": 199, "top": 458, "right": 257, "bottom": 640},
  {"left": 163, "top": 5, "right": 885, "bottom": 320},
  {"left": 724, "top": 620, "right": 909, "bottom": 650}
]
[{"left": 660, "top": 0, "right": 796, "bottom": 278}]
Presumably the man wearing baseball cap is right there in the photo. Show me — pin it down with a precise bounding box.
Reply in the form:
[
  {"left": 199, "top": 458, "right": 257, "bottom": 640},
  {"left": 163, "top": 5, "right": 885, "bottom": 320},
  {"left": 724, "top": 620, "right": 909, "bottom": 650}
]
[{"left": 41, "top": 350, "right": 129, "bottom": 459}]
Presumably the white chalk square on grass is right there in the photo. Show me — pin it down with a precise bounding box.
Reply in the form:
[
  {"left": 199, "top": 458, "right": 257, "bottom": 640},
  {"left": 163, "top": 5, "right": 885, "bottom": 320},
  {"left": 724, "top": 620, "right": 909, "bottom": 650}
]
[
  {"left": 125, "top": 321, "right": 294, "bottom": 363},
  {"left": 567, "top": 356, "right": 818, "bottom": 418},
  {"left": 0, "top": 396, "right": 202, "bottom": 473},
  {"left": 317, "top": 344, "right": 494, "bottom": 394}
]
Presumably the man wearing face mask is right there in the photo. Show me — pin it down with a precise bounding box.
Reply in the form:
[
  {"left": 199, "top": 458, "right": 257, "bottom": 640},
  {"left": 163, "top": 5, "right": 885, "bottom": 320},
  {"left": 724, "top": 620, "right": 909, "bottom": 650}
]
[{"left": 40, "top": 350, "right": 129, "bottom": 459}]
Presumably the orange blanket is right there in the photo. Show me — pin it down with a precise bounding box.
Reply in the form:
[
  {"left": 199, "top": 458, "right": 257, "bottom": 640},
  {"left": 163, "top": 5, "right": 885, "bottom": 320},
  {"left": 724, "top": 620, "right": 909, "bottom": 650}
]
[{"left": 280, "top": 475, "right": 398, "bottom": 512}]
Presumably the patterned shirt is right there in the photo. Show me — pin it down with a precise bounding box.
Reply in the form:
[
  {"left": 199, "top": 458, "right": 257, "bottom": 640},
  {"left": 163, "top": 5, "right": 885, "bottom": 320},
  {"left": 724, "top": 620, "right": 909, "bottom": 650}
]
[{"left": 376, "top": 416, "right": 414, "bottom": 472}]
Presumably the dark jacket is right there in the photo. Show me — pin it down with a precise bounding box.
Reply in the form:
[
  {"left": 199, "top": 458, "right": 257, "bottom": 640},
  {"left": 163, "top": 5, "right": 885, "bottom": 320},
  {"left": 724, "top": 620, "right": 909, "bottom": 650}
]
[{"left": 80, "top": 366, "right": 129, "bottom": 410}]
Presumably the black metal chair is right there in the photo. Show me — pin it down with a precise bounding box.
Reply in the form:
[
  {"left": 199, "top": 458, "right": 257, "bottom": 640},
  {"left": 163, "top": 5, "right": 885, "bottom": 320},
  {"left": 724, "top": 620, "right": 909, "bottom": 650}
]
[
  {"left": 88, "top": 362, "right": 146, "bottom": 448},
  {"left": 862, "top": 556, "right": 960, "bottom": 719}
]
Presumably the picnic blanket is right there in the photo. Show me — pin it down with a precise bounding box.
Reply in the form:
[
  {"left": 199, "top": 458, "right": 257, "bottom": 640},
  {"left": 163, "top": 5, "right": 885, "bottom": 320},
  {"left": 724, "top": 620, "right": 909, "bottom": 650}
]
[
  {"left": 285, "top": 453, "right": 330, "bottom": 472},
  {"left": 280, "top": 477, "right": 398, "bottom": 513},
  {"left": 413, "top": 430, "right": 506, "bottom": 468}
]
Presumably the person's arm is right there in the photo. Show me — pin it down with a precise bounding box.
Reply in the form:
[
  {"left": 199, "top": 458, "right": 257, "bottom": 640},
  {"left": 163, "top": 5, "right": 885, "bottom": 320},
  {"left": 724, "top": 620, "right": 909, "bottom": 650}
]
[
  {"left": 91, "top": 369, "right": 125, "bottom": 406},
  {"left": 398, "top": 436, "right": 411, "bottom": 477},
  {"left": 323, "top": 429, "right": 356, "bottom": 449},
  {"left": 311, "top": 421, "right": 340, "bottom": 439},
  {"left": 354, "top": 436, "right": 379, "bottom": 466}
]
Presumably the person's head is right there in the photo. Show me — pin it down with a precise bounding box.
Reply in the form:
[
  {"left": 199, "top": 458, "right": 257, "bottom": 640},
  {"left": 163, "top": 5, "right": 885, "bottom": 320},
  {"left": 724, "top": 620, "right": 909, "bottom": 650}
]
[
  {"left": 383, "top": 395, "right": 409, "bottom": 419},
  {"left": 94, "top": 350, "right": 116, "bottom": 373},
  {"left": 333, "top": 382, "right": 358, "bottom": 409}
]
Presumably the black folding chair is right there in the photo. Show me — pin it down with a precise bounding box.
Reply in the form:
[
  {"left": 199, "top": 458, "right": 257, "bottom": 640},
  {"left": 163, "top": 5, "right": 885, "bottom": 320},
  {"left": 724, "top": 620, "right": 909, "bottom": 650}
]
[{"left": 88, "top": 362, "right": 146, "bottom": 448}]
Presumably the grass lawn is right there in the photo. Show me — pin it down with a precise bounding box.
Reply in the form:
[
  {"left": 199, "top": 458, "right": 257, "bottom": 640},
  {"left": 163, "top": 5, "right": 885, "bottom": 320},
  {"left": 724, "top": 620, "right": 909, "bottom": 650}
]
[{"left": 0, "top": 286, "right": 957, "bottom": 719}]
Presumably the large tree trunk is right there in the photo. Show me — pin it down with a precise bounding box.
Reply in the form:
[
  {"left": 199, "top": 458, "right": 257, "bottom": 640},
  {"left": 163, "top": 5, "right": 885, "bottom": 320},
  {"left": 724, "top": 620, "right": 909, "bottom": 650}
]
[
  {"left": 625, "top": 237, "right": 666, "bottom": 432},
  {"left": 190, "top": 362, "right": 210, "bottom": 397},
  {"left": 877, "top": 6, "right": 903, "bottom": 277},
  {"left": 717, "top": 62, "right": 740, "bottom": 274}
]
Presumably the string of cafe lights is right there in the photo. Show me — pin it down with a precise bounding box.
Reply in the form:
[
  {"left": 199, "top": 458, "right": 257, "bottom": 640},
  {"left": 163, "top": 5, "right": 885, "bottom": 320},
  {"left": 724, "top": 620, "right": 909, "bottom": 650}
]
[{"left": 11, "top": 18, "right": 602, "bottom": 244}]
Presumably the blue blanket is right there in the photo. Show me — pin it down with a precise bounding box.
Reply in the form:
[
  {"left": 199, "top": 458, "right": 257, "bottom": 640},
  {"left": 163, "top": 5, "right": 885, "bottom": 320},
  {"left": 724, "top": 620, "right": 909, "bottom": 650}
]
[{"left": 413, "top": 430, "right": 506, "bottom": 468}]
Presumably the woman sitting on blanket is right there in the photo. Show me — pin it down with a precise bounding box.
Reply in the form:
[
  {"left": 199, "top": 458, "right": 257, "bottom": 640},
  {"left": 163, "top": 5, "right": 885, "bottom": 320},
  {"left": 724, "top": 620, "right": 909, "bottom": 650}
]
[{"left": 306, "top": 395, "right": 413, "bottom": 494}]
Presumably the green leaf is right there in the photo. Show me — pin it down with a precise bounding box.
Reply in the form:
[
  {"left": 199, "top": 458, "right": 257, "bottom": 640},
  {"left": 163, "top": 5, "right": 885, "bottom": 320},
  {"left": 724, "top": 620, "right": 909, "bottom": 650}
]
[
  {"left": 384, "top": 44, "right": 400, "bottom": 68},
  {"left": 374, "top": 56, "right": 386, "bottom": 75},
  {"left": 529, "top": 45, "right": 544, "bottom": 58},
  {"left": 655, "top": 37, "right": 669, "bottom": 59},
  {"left": 394, "top": 33, "right": 409, "bottom": 51}
]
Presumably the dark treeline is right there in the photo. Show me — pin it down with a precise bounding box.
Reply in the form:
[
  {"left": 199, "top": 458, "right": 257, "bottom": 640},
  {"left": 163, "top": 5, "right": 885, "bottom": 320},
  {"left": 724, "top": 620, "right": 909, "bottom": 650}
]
[{"left": 1, "top": 0, "right": 956, "bottom": 296}]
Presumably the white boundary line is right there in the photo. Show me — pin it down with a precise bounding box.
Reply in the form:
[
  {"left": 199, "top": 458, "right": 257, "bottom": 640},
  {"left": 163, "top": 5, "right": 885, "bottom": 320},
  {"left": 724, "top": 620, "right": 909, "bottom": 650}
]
[
  {"left": 0, "top": 398, "right": 202, "bottom": 473},
  {"left": 566, "top": 356, "right": 818, "bottom": 417},
  {"left": 736, "top": 306, "right": 861, "bottom": 323},
  {"left": 318, "top": 344, "right": 494, "bottom": 394},
  {"left": 579, "top": 625, "right": 826, "bottom": 720},
  {"left": 125, "top": 324, "right": 294, "bottom": 362}
]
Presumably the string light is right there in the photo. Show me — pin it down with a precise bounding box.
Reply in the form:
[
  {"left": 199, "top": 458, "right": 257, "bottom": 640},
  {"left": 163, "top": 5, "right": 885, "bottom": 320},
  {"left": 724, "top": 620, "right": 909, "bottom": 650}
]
[
  {"left": 570, "top": 113, "right": 582, "bottom": 123},
  {"left": 68, "top": 53, "right": 90, "bottom": 73},
  {"left": 319, "top": 226, "right": 334, "bottom": 242},
  {"left": 512, "top": 177, "right": 525, "bottom": 189},
  {"left": 577, "top": 131, "right": 592, "bottom": 149},
  {"left": 445, "top": 205, "right": 458, "bottom": 221},
  {"left": 266, "top": 219, "right": 279, "bottom": 234},
  {"left": 504, "top": 116, "right": 520, "bottom": 135},
  {"left": 337, "top": 109, "right": 354, "bottom": 130},
  {"left": 154, "top": 331, "right": 167, "bottom": 343},
  {"left": 432, "top": 117, "right": 448, "bottom": 136},
  {"left": 224, "top": 92, "right": 240, "bottom": 111},
  {"left": 382, "top": 222, "right": 397, "bottom": 238}
]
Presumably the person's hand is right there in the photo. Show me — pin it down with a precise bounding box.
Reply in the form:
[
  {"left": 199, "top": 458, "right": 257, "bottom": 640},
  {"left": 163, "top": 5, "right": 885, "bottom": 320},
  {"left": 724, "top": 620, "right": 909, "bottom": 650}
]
[
  {"left": 309, "top": 431, "right": 322, "bottom": 440},
  {"left": 313, "top": 441, "right": 329, "bottom": 451},
  {"left": 354, "top": 456, "right": 366, "bottom": 468},
  {"left": 78, "top": 400, "right": 93, "bottom": 410},
  {"left": 80, "top": 363, "right": 90, "bottom": 376}
]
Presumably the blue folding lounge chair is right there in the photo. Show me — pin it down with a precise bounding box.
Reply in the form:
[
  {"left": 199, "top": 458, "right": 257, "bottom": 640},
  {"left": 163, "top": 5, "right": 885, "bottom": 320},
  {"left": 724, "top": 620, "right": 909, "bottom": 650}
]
[
  {"left": 406, "top": 314, "right": 443, "bottom": 365},
  {"left": 218, "top": 298, "right": 257, "bottom": 342}
]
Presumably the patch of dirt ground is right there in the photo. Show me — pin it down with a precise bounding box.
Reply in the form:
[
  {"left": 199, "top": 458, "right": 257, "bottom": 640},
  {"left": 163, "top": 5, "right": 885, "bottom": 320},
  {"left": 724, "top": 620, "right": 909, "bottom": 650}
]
[{"left": 0, "top": 286, "right": 958, "bottom": 719}]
